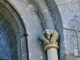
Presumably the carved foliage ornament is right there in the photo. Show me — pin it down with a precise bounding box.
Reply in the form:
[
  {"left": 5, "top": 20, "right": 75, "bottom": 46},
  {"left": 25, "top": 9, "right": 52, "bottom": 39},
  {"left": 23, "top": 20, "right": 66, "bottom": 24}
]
[{"left": 41, "top": 29, "right": 59, "bottom": 51}]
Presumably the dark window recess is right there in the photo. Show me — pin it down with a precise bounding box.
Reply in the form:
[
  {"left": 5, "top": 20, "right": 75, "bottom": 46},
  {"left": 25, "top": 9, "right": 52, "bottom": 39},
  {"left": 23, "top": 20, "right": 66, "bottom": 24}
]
[{"left": 0, "top": 13, "right": 18, "bottom": 60}]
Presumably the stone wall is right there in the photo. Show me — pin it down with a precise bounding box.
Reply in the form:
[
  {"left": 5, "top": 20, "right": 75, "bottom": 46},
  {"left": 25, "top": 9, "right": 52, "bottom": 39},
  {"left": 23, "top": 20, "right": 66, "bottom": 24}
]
[
  {"left": 5, "top": 0, "right": 80, "bottom": 60},
  {"left": 55, "top": 0, "right": 80, "bottom": 60}
]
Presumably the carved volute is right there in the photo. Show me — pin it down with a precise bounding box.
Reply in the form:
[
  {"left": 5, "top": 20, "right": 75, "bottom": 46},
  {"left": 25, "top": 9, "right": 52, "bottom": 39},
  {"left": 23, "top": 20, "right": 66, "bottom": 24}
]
[{"left": 41, "top": 29, "right": 59, "bottom": 51}]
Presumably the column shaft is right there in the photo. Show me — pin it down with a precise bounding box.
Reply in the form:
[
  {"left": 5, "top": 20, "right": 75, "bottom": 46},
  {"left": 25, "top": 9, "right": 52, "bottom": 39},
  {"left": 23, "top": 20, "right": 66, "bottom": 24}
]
[{"left": 47, "top": 48, "right": 58, "bottom": 60}]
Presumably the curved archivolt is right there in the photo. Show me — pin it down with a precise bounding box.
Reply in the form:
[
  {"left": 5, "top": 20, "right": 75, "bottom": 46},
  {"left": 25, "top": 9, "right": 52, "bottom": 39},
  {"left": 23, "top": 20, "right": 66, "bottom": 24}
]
[{"left": 5, "top": 0, "right": 63, "bottom": 60}]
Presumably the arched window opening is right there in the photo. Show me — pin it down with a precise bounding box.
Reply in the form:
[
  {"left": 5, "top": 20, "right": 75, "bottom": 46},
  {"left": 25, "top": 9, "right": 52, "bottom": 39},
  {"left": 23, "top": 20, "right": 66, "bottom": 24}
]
[
  {"left": 0, "top": 1, "right": 27, "bottom": 60},
  {"left": 0, "top": 13, "right": 18, "bottom": 60}
]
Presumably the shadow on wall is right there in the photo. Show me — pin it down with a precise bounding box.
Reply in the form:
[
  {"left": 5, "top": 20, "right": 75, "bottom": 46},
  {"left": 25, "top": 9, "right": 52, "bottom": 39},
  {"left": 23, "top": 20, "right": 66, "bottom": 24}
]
[{"left": 45, "top": 0, "right": 66, "bottom": 60}]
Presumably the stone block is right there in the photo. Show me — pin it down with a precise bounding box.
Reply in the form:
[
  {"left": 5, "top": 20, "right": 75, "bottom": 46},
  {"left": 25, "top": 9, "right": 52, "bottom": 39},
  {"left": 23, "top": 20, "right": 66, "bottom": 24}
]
[
  {"left": 77, "top": 32, "right": 80, "bottom": 51},
  {"left": 69, "top": 2, "right": 80, "bottom": 10},
  {"left": 19, "top": 7, "right": 43, "bottom": 36},
  {"left": 58, "top": 4, "right": 80, "bottom": 31},
  {"left": 68, "top": 0, "right": 80, "bottom": 2},
  {"left": 63, "top": 29, "right": 77, "bottom": 54},
  {"left": 66, "top": 55, "right": 76, "bottom": 60},
  {"left": 62, "top": 54, "right": 76, "bottom": 60},
  {"left": 35, "top": 0, "right": 48, "bottom": 13},
  {"left": 55, "top": 0, "right": 80, "bottom": 5},
  {"left": 76, "top": 57, "right": 80, "bottom": 60},
  {"left": 7, "top": 0, "right": 29, "bottom": 10},
  {"left": 54, "top": 0, "right": 68, "bottom": 5}
]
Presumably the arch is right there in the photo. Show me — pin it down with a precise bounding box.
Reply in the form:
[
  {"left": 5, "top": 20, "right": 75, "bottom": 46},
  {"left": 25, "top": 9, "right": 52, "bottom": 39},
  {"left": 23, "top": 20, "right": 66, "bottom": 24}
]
[
  {"left": 0, "top": 0, "right": 28, "bottom": 60},
  {"left": 5, "top": 0, "right": 66, "bottom": 60},
  {"left": 32, "top": 0, "right": 65, "bottom": 60},
  {"left": 30, "top": 0, "right": 65, "bottom": 60}
]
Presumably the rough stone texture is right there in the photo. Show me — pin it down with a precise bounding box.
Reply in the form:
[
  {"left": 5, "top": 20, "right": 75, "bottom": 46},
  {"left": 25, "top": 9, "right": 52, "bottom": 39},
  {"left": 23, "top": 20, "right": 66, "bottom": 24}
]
[
  {"left": 66, "top": 55, "right": 76, "bottom": 60},
  {"left": 68, "top": 0, "right": 80, "bottom": 2},
  {"left": 0, "top": 1, "right": 28, "bottom": 60},
  {"left": 7, "top": 0, "right": 29, "bottom": 10},
  {"left": 76, "top": 57, "right": 80, "bottom": 60},
  {"left": 58, "top": 4, "right": 80, "bottom": 31},
  {"left": 3, "top": 0, "right": 80, "bottom": 60},
  {"left": 20, "top": 6, "right": 47, "bottom": 60},
  {"left": 77, "top": 32, "right": 80, "bottom": 51},
  {"left": 55, "top": 0, "right": 69, "bottom": 5},
  {"left": 69, "top": 2, "right": 80, "bottom": 10},
  {"left": 45, "top": 0, "right": 57, "bottom": 12},
  {"left": 63, "top": 30, "right": 77, "bottom": 54},
  {"left": 35, "top": 0, "right": 55, "bottom": 30},
  {"left": 56, "top": 0, "right": 80, "bottom": 60},
  {"left": 62, "top": 54, "right": 76, "bottom": 60},
  {"left": 7, "top": 0, "right": 48, "bottom": 60},
  {"left": 55, "top": 0, "right": 80, "bottom": 5}
]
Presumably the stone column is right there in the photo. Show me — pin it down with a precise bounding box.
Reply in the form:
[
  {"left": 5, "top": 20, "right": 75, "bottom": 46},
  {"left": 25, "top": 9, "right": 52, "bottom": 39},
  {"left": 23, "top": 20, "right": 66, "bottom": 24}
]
[{"left": 41, "top": 29, "right": 59, "bottom": 60}]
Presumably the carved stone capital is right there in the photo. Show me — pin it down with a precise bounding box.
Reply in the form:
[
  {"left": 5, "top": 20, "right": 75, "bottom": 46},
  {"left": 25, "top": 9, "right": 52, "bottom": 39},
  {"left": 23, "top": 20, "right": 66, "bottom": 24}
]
[{"left": 41, "top": 29, "right": 59, "bottom": 51}]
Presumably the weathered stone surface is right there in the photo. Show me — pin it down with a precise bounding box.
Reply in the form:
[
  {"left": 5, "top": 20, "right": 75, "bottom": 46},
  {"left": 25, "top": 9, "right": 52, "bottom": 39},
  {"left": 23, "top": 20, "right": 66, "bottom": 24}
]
[
  {"left": 35, "top": 0, "right": 55, "bottom": 30},
  {"left": 55, "top": 0, "right": 80, "bottom": 5},
  {"left": 76, "top": 57, "right": 80, "bottom": 60},
  {"left": 77, "top": 32, "right": 80, "bottom": 51},
  {"left": 69, "top": 2, "right": 80, "bottom": 10},
  {"left": 45, "top": 0, "right": 57, "bottom": 12},
  {"left": 19, "top": 6, "right": 48, "bottom": 60},
  {"left": 63, "top": 29, "right": 77, "bottom": 54},
  {"left": 7, "top": 0, "right": 29, "bottom": 10},
  {"left": 27, "top": 36, "right": 47, "bottom": 60},
  {"left": 20, "top": 8, "right": 43, "bottom": 36},
  {"left": 4, "top": 0, "right": 80, "bottom": 60},
  {"left": 58, "top": 4, "right": 80, "bottom": 31},
  {"left": 62, "top": 54, "right": 76, "bottom": 60},
  {"left": 55, "top": 0, "right": 68, "bottom": 5},
  {"left": 66, "top": 55, "right": 76, "bottom": 60},
  {"left": 68, "top": 0, "right": 80, "bottom": 2}
]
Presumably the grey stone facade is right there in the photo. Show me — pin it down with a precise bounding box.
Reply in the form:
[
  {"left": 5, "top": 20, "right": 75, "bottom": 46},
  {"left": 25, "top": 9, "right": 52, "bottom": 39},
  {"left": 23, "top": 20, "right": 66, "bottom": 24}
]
[{"left": 0, "top": 0, "right": 80, "bottom": 60}]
